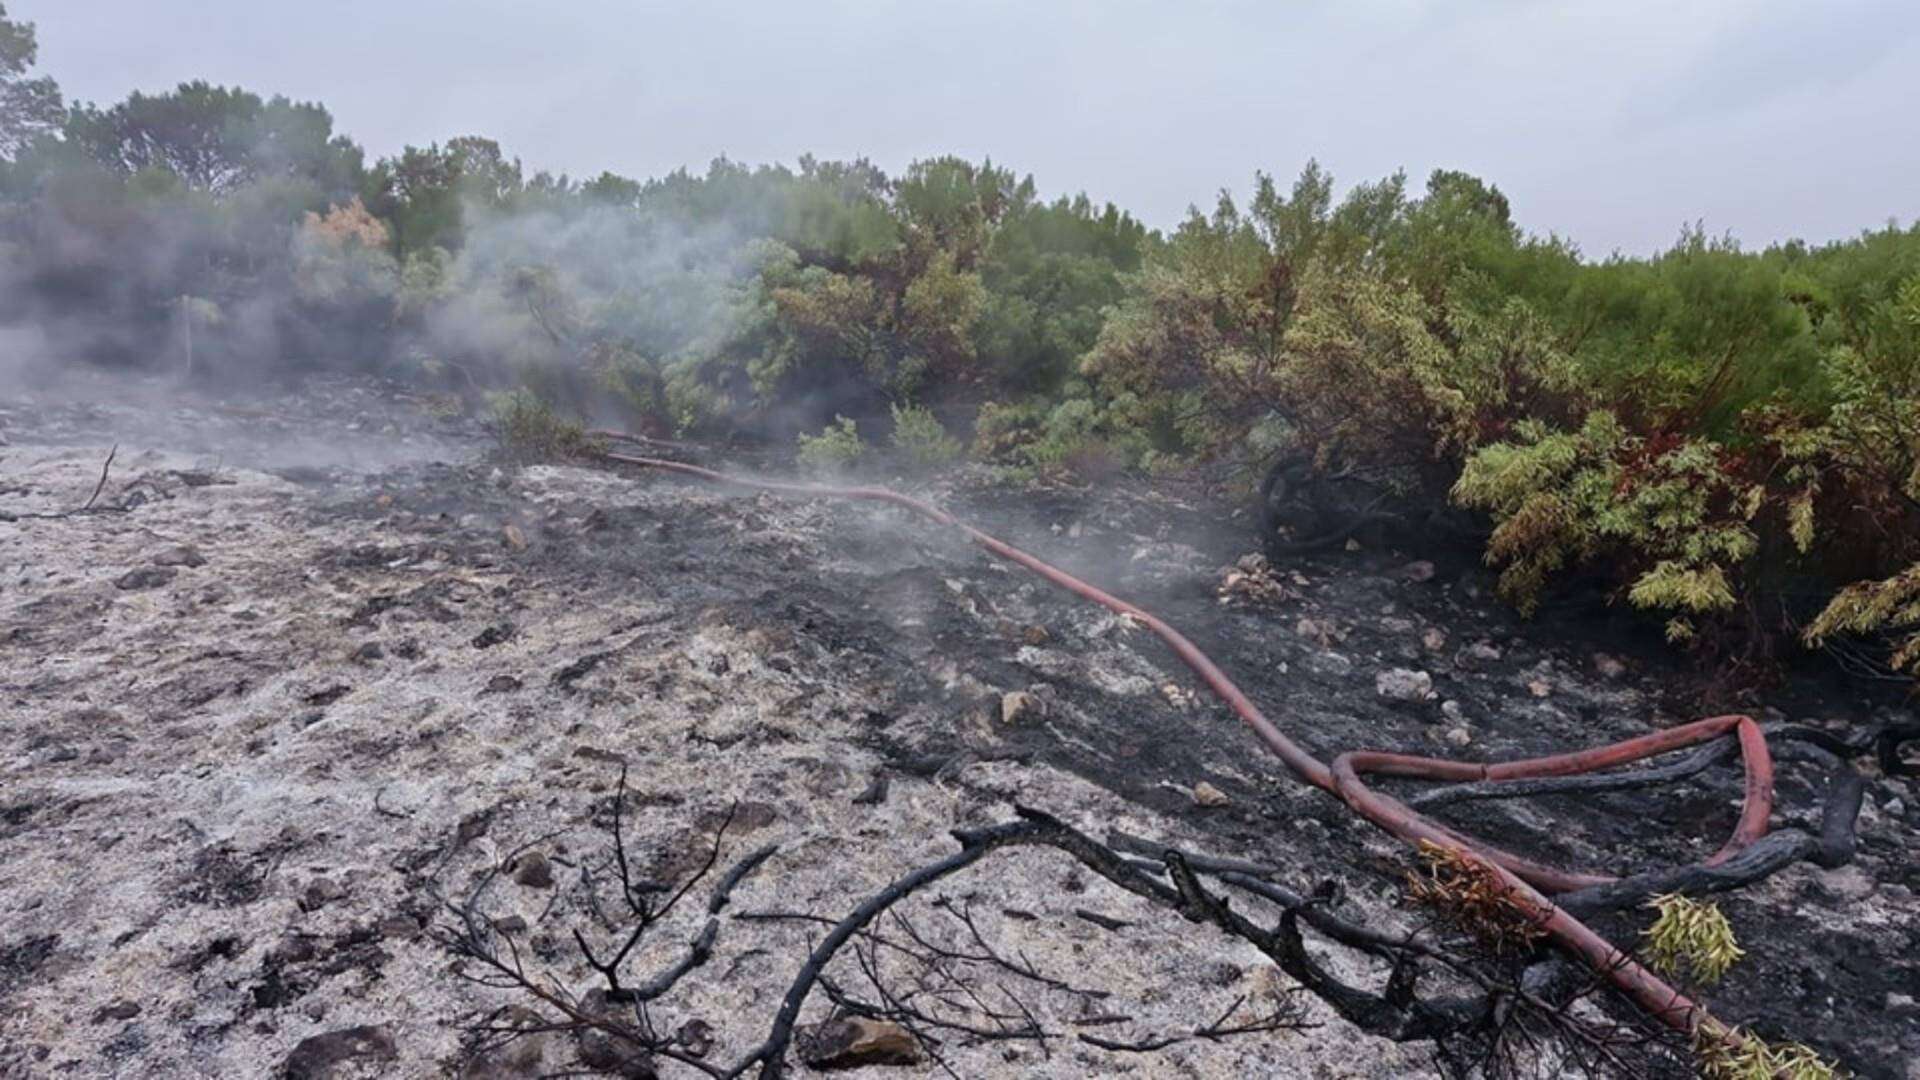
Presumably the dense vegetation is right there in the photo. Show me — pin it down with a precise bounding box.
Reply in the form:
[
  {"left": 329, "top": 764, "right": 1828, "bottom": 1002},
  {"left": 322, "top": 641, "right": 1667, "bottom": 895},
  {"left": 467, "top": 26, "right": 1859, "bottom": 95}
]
[{"left": 0, "top": 5, "right": 1914, "bottom": 679}]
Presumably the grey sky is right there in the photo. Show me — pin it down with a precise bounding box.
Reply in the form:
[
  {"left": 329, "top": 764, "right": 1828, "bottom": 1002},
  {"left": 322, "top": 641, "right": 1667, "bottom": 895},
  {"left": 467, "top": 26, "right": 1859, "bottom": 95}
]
[{"left": 17, "top": 0, "right": 1919, "bottom": 256}]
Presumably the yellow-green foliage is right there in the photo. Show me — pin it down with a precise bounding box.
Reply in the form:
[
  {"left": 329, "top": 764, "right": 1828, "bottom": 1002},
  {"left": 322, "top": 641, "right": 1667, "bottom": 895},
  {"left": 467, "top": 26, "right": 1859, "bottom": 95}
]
[
  {"left": 1694, "top": 1020, "right": 1841, "bottom": 1080},
  {"left": 887, "top": 402, "right": 963, "bottom": 470},
  {"left": 1453, "top": 413, "right": 1758, "bottom": 638},
  {"left": 796, "top": 415, "right": 867, "bottom": 473},
  {"left": 487, "top": 389, "right": 595, "bottom": 458},
  {"left": 1804, "top": 563, "right": 1920, "bottom": 675},
  {"left": 1641, "top": 893, "right": 1743, "bottom": 986}
]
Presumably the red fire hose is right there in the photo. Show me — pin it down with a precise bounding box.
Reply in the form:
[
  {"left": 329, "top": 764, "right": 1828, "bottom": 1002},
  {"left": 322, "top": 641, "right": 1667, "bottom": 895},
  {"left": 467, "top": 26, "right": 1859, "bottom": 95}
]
[{"left": 600, "top": 451, "right": 1777, "bottom": 1035}]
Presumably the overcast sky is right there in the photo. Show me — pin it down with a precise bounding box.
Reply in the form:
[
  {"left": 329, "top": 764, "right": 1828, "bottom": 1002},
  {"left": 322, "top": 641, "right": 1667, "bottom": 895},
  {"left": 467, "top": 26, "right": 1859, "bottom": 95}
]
[{"left": 17, "top": 0, "right": 1919, "bottom": 256}]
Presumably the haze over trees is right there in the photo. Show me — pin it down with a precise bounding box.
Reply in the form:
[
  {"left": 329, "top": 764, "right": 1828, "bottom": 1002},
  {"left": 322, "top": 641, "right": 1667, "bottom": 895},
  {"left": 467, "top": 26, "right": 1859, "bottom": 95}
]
[{"left": 0, "top": 3, "right": 1914, "bottom": 678}]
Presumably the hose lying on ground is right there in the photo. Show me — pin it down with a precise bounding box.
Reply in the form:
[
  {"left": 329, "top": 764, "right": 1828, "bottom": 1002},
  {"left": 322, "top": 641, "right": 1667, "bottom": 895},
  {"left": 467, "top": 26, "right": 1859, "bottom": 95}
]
[{"left": 595, "top": 448, "right": 1873, "bottom": 1048}]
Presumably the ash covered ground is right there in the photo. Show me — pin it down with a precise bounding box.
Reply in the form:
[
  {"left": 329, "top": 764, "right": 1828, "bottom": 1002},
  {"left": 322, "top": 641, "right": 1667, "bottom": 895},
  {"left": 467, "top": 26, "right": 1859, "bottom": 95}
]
[{"left": 2, "top": 376, "right": 1917, "bottom": 1079}]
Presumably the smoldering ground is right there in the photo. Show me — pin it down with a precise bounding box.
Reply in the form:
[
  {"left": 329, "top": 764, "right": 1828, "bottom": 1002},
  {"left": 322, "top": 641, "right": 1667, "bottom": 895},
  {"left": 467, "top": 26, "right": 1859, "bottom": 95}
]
[{"left": 5, "top": 386, "right": 1918, "bottom": 1077}]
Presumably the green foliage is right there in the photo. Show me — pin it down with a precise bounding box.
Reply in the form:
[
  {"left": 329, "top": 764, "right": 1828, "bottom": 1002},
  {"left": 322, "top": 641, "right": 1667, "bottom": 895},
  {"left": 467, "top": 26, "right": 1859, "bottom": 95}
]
[
  {"left": 0, "top": 22, "right": 1915, "bottom": 678},
  {"left": 1641, "top": 893, "right": 1743, "bottom": 986},
  {"left": 796, "top": 415, "right": 867, "bottom": 473},
  {"left": 1804, "top": 563, "right": 1920, "bottom": 676},
  {"left": 0, "top": 3, "right": 61, "bottom": 159},
  {"left": 887, "top": 403, "right": 962, "bottom": 470},
  {"left": 64, "top": 81, "right": 364, "bottom": 199},
  {"left": 1694, "top": 1021, "right": 1840, "bottom": 1080},
  {"left": 486, "top": 388, "right": 595, "bottom": 459}
]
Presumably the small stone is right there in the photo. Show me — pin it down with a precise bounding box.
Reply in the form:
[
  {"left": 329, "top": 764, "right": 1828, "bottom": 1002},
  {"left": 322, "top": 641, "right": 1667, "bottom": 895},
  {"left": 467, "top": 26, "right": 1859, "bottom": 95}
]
[
  {"left": 1885, "top": 798, "right": 1906, "bottom": 818},
  {"left": 1295, "top": 617, "right": 1340, "bottom": 647},
  {"left": 350, "top": 641, "right": 385, "bottom": 663},
  {"left": 1375, "top": 668, "right": 1434, "bottom": 702},
  {"left": 481, "top": 673, "right": 523, "bottom": 695},
  {"left": 511, "top": 851, "right": 555, "bottom": 889},
  {"left": 1397, "top": 560, "right": 1436, "bottom": 583},
  {"left": 1526, "top": 679, "right": 1552, "bottom": 698},
  {"left": 1456, "top": 641, "right": 1503, "bottom": 669},
  {"left": 283, "top": 1025, "right": 398, "bottom": 1080},
  {"left": 113, "top": 566, "right": 177, "bottom": 591},
  {"left": 577, "top": 1027, "right": 658, "bottom": 1078},
  {"left": 1816, "top": 864, "right": 1875, "bottom": 902},
  {"left": 1192, "top": 781, "right": 1231, "bottom": 807},
  {"left": 1444, "top": 726, "right": 1472, "bottom": 748},
  {"left": 471, "top": 622, "right": 515, "bottom": 649},
  {"left": 1592, "top": 652, "right": 1627, "bottom": 678},
  {"left": 1343, "top": 537, "right": 1362, "bottom": 552},
  {"left": 801, "top": 1016, "right": 921, "bottom": 1069},
  {"left": 152, "top": 545, "right": 206, "bottom": 568},
  {"left": 1421, "top": 628, "right": 1447, "bottom": 653},
  {"left": 1440, "top": 699, "right": 1468, "bottom": 723},
  {"left": 502, "top": 523, "right": 528, "bottom": 550},
  {"left": 675, "top": 1018, "right": 715, "bottom": 1058},
  {"left": 1000, "top": 690, "right": 1042, "bottom": 724},
  {"left": 91, "top": 1000, "right": 141, "bottom": 1023},
  {"left": 1021, "top": 625, "right": 1050, "bottom": 646}
]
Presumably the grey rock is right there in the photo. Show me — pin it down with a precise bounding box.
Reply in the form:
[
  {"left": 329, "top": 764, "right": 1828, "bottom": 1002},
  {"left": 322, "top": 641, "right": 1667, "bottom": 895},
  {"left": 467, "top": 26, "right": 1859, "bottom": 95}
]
[
  {"left": 1375, "top": 668, "right": 1434, "bottom": 702},
  {"left": 510, "top": 852, "right": 555, "bottom": 889},
  {"left": 283, "top": 1025, "right": 397, "bottom": 1080},
  {"left": 113, "top": 567, "right": 177, "bottom": 591}
]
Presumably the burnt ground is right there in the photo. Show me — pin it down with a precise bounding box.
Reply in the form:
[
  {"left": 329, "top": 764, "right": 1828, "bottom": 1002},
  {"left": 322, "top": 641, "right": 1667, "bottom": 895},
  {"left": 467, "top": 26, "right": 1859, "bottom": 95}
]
[{"left": 1, "top": 375, "right": 1916, "bottom": 1079}]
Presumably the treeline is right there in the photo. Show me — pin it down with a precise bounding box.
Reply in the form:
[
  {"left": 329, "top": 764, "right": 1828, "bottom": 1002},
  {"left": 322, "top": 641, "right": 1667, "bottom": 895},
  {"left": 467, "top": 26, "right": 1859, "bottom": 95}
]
[{"left": 0, "top": 5, "right": 1914, "bottom": 675}]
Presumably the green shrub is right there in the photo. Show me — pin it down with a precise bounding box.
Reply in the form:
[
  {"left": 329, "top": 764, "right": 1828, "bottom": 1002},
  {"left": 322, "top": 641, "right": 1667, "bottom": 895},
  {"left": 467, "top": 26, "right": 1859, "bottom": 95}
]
[
  {"left": 887, "top": 402, "right": 963, "bottom": 470},
  {"left": 796, "top": 415, "right": 867, "bottom": 473},
  {"left": 487, "top": 388, "right": 595, "bottom": 458},
  {"left": 1641, "top": 893, "right": 1743, "bottom": 986}
]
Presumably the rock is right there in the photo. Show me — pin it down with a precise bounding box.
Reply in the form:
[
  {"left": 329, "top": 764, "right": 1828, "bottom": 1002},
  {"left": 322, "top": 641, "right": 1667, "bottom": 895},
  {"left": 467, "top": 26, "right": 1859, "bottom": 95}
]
[
  {"left": 1191, "top": 781, "right": 1231, "bottom": 807},
  {"left": 283, "top": 1025, "right": 398, "bottom": 1080},
  {"left": 1421, "top": 628, "right": 1447, "bottom": 653},
  {"left": 91, "top": 999, "right": 141, "bottom": 1023},
  {"left": 1343, "top": 537, "right": 1362, "bottom": 552},
  {"left": 1455, "top": 641, "right": 1503, "bottom": 669},
  {"left": 471, "top": 623, "right": 515, "bottom": 649},
  {"left": 577, "top": 1028, "right": 658, "bottom": 1078},
  {"left": 1375, "top": 668, "right": 1434, "bottom": 702},
  {"left": 1295, "top": 617, "right": 1342, "bottom": 647},
  {"left": 801, "top": 1016, "right": 921, "bottom": 1069},
  {"left": 466, "top": 1006, "right": 551, "bottom": 1078},
  {"left": 1397, "top": 560, "right": 1436, "bottom": 583},
  {"left": 113, "top": 566, "right": 177, "bottom": 591},
  {"left": 1304, "top": 650, "right": 1352, "bottom": 677},
  {"left": 481, "top": 673, "right": 523, "bottom": 695},
  {"left": 675, "top": 1018, "right": 715, "bottom": 1058},
  {"left": 1000, "top": 690, "right": 1042, "bottom": 724},
  {"left": 510, "top": 851, "right": 555, "bottom": 889},
  {"left": 1886, "top": 798, "right": 1906, "bottom": 818},
  {"left": 1440, "top": 699, "right": 1468, "bottom": 724},
  {"left": 1592, "top": 652, "right": 1628, "bottom": 679},
  {"left": 349, "top": 642, "right": 384, "bottom": 663},
  {"left": 1526, "top": 679, "right": 1553, "bottom": 698},
  {"left": 152, "top": 545, "right": 206, "bottom": 568},
  {"left": 1021, "top": 625, "right": 1050, "bottom": 646},
  {"left": 502, "top": 523, "right": 528, "bottom": 550},
  {"left": 1816, "top": 864, "right": 1876, "bottom": 902},
  {"left": 1444, "top": 726, "right": 1472, "bottom": 748}
]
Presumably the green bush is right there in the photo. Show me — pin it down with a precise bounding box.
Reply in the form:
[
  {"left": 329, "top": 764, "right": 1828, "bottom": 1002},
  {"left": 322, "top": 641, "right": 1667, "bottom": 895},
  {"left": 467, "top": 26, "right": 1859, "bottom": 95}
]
[
  {"left": 887, "top": 402, "right": 963, "bottom": 470},
  {"left": 487, "top": 388, "right": 595, "bottom": 458},
  {"left": 796, "top": 415, "right": 867, "bottom": 473}
]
